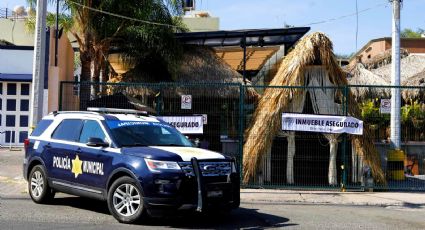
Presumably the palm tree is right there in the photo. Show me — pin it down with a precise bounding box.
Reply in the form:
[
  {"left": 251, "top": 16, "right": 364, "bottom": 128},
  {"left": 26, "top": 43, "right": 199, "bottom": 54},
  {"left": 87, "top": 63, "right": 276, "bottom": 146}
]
[{"left": 26, "top": 0, "right": 185, "bottom": 100}]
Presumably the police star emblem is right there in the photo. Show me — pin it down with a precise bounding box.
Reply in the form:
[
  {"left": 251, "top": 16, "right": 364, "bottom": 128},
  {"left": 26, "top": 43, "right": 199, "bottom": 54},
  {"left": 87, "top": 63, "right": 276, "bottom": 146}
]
[{"left": 71, "top": 155, "right": 83, "bottom": 178}]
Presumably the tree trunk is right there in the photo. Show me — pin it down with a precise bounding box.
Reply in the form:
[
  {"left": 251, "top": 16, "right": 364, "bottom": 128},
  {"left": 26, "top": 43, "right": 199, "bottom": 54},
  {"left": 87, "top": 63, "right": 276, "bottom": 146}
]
[
  {"left": 286, "top": 132, "right": 295, "bottom": 184},
  {"left": 99, "top": 60, "right": 105, "bottom": 95}
]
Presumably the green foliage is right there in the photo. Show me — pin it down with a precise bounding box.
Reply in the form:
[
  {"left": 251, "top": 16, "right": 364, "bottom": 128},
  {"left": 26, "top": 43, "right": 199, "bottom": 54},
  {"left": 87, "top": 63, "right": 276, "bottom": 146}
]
[
  {"left": 25, "top": 0, "right": 186, "bottom": 82},
  {"left": 400, "top": 28, "right": 424, "bottom": 38},
  {"left": 401, "top": 104, "right": 412, "bottom": 124},
  {"left": 360, "top": 99, "right": 389, "bottom": 126},
  {"left": 410, "top": 101, "right": 425, "bottom": 120}
]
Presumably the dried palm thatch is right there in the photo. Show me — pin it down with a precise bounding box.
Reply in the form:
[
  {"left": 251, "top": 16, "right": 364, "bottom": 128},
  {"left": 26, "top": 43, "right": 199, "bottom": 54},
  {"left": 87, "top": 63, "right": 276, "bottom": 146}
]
[
  {"left": 106, "top": 75, "right": 155, "bottom": 100},
  {"left": 363, "top": 48, "right": 409, "bottom": 70},
  {"left": 372, "top": 54, "right": 425, "bottom": 83},
  {"left": 242, "top": 32, "right": 385, "bottom": 184},
  {"left": 402, "top": 70, "right": 425, "bottom": 100},
  {"left": 107, "top": 46, "right": 258, "bottom": 100},
  {"left": 346, "top": 63, "right": 390, "bottom": 99},
  {"left": 174, "top": 46, "right": 258, "bottom": 99}
]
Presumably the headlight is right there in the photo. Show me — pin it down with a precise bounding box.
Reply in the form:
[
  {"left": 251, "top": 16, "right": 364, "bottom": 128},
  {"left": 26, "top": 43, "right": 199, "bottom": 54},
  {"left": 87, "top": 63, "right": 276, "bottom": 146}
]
[{"left": 144, "top": 159, "right": 181, "bottom": 172}]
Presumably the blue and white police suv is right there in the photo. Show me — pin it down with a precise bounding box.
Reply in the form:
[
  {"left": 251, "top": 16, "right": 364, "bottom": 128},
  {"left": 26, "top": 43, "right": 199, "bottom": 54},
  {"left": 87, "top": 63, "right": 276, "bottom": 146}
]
[{"left": 23, "top": 108, "right": 240, "bottom": 224}]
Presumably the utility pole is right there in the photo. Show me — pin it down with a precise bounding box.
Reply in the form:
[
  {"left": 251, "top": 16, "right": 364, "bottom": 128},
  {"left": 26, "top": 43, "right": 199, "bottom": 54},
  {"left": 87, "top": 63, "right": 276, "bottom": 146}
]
[
  {"left": 55, "top": 0, "right": 59, "bottom": 66},
  {"left": 390, "top": 0, "right": 401, "bottom": 149},
  {"left": 29, "top": 0, "right": 47, "bottom": 131}
]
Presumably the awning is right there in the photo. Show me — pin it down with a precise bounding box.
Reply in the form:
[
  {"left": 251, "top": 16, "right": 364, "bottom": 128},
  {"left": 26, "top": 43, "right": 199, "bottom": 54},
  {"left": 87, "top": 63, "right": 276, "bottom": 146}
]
[
  {"left": 215, "top": 46, "right": 280, "bottom": 71},
  {"left": 0, "top": 73, "right": 32, "bottom": 82},
  {"left": 175, "top": 27, "right": 310, "bottom": 48},
  {"left": 175, "top": 27, "right": 310, "bottom": 78}
]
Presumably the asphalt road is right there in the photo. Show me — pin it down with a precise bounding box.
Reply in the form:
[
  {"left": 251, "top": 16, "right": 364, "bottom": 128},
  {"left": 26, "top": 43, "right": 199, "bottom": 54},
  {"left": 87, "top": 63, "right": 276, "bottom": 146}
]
[{"left": 1, "top": 194, "right": 425, "bottom": 230}]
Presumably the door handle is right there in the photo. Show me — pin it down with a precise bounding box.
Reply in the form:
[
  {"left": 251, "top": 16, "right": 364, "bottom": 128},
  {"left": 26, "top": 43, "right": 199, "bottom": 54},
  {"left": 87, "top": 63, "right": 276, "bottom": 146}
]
[
  {"left": 76, "top": 148, "right": 82, "bottom": 154},
  {"left": 45, "top": 143, "right": 52, "bottom": 149}
]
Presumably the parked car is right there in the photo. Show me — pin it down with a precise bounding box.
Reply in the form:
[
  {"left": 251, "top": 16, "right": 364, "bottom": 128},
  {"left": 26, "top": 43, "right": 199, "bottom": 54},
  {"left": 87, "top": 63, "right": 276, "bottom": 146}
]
[{"left": 23, "top": 108, "right": 240, "bottom": 224}]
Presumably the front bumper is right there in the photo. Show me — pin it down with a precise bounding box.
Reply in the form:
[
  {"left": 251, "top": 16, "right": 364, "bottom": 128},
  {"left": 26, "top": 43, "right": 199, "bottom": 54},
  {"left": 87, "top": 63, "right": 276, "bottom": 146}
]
[
  {"left": 144, "top": 174, "right": 240, "bottom": 210},
  {"left": 142, "top": 158, "right": 240, "bottom": 212}
]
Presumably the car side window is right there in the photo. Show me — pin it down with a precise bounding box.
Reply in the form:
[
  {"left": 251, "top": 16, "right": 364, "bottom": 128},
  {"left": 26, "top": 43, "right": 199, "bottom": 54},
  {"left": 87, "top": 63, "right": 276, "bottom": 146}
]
[
  {"left": 51, "top": 119, "right": 84, "bottom": 142},
  {"left": 31, "top": 119, "right": 53, "bottom": 136},
  {"left": 79, "top": 120, "right": 107, "bottom": 144}
]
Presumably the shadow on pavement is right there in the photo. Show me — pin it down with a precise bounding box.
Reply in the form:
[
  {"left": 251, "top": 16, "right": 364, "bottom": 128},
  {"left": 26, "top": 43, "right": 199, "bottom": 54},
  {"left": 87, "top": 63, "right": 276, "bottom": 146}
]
[
  {"left": 48, "top": 196, "right": 296, "bottom": 229},
  {"left": 142, "top": 208, "right": 296, "bottom": 229},
  {"left": 49, "top": 196, "right": 110, "bottom": 215}
]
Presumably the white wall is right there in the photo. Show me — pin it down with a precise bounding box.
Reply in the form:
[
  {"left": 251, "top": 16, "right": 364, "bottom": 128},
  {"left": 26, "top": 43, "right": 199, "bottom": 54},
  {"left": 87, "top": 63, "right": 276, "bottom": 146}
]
[{"left": 0, "top": 49, "right": 33, "bottom": 74}]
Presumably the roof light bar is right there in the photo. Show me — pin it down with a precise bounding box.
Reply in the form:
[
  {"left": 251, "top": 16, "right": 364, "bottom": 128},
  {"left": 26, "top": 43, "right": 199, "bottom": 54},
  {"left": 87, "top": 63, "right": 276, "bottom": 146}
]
[{"left": 87, "top": 107, "right": 148, "bottom": 115}]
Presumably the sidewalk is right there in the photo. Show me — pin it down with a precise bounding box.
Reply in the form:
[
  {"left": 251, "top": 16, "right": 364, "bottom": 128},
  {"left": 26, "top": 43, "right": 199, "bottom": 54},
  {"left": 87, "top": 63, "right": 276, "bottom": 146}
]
[
  {"left": 1, "top": 149, "right": 425, "bottom": 208},
  {"left": 241, "top": 189, "right": 425, "bottom": 208}
]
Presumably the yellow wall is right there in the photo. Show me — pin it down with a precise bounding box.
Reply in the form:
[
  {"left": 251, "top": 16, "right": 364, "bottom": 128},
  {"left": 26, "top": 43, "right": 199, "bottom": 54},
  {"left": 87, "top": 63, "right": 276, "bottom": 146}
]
[
  {"left": 182, "top": 17, "right": 219, "bottom": 32},
  {"left": 47, "top": 27, "right": 76, "bottom": 112},
  {"left": 0, "top": 19, "right": 34, "bottom": 45}
]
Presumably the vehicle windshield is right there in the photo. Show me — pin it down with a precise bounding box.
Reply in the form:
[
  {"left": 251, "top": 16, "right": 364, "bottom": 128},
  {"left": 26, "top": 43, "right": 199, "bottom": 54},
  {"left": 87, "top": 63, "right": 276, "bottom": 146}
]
[{"left": 106, "top": 120, "right": 193, "bottom": 147}]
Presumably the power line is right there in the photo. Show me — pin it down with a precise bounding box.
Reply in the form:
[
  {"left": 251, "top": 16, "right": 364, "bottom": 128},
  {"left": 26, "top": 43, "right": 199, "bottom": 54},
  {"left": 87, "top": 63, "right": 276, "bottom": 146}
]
[
  {"left": 65, "top": 0, "right": 185, "bottom": 29},
  {"left": 301, "top": 2, "right": 389, "bottom": 27}
]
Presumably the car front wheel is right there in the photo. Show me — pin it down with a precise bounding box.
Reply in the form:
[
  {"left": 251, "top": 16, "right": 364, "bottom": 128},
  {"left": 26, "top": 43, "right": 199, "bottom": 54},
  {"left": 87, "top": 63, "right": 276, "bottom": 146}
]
[
  {"left": 107, "top": 176, "right": 146, "bottom": 224},
  {"left": 28, "top": 165, "right": 55, "bottom": 203}
]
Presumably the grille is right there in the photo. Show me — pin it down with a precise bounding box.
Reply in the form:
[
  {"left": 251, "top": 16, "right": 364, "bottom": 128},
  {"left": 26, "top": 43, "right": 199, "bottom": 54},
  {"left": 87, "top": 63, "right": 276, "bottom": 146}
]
[{"left": 179, "top": 161, "right": 232, "bottom": 177}]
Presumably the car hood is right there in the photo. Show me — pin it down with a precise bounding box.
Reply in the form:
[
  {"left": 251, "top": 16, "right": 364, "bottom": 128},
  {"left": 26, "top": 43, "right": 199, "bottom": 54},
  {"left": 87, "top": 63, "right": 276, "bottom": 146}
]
[{"left": 122, "top": 146, "right": 226, "bottom": 162}]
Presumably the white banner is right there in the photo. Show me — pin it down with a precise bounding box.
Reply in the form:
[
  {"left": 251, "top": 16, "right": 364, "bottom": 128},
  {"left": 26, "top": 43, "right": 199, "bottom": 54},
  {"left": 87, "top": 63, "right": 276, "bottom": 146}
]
[
  {"left": 282, "top": 113, "right": 363, "bottom": 135},
  {"left": 158, "top": 116, "right": 203, "bottom": 134}
]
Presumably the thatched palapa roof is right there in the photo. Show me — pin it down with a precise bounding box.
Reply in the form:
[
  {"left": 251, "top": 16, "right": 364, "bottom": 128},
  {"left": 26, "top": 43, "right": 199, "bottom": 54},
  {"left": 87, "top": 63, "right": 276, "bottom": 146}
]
[
  {"left": 349, "top": 53, "right": 425, "bottom": 100},
  {"left": 242, "top": 32, "right": 385, "bottom": 184},
  {"left": 346, "top": 63, "right": 390, "bottom": 99},
  {"left": 402, "top": 70, "right": 425, "bottom": 99},
  {"left": 372, "top": 54, "right": 425, "bottom": 83},
  {"left": 107, "top": 46, "right": 258, "bottom": 100},
  {"left": 363, "top": 48, "right": 409, "bottom": 70},
  {"left": 174, "top": 46, "right": 258, "bottom": 99}
]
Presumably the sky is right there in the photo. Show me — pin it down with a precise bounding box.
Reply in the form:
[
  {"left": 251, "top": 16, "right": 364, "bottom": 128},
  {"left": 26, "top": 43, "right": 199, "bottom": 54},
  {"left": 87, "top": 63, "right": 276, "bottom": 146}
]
[{"left": 2, "top": 0, "right": 424, "bottom": 55}]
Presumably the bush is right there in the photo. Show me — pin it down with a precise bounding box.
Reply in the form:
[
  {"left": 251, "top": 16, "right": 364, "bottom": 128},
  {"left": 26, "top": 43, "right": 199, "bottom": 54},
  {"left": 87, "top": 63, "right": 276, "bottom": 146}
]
[{"left": 360, "top": 99, "right": 389, "bottom": 126}]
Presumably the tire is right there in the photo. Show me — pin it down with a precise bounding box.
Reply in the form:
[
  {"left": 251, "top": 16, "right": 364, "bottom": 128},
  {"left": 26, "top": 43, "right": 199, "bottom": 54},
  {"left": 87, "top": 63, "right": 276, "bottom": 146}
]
[
  {"left": 107, "top": 176, "right": 146, "bottom": 224},
  {"left": 28, "top": 165, "right": 55, "bottom": 204}
]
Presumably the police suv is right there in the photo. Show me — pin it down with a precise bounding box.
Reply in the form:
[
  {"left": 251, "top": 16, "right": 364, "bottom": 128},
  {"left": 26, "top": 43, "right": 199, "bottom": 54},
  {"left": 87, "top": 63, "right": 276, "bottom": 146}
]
[{"left": 23, "top": 108, "right": 240, "bottom": 224}]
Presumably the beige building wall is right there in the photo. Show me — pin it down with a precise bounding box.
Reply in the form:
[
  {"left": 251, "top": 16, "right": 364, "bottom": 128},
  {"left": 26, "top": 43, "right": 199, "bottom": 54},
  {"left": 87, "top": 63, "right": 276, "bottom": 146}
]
[
  {"left": 47, "top": 27, "right": 76, "bottom": 112},
  {"left": 358, "top": 40, "right": 388, "bottom": 63},
  {"left": 353, "top": 38, "right": 425, "bottom": 64},
  {"left": 182, "top": 11, "right": 219, "bottom": 32},
  {"left": 0, "top": 19, "right": 34, "bottom": 45}
]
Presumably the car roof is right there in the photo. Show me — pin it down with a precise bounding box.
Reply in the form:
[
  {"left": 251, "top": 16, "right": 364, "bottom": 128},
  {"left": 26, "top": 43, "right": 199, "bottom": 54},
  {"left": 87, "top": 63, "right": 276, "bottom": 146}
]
[{"left": 44, "top": 111, "right": 161, "bottom": 123}]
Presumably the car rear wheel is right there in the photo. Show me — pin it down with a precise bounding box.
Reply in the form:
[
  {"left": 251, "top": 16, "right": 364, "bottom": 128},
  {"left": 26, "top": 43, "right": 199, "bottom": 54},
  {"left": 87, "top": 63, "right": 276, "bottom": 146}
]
[
  {"left": 28, "top": 165, "right": 55, "bottom": 203},
  {"left": 107, "top": 176, "right": 146, "bottom": 224}
]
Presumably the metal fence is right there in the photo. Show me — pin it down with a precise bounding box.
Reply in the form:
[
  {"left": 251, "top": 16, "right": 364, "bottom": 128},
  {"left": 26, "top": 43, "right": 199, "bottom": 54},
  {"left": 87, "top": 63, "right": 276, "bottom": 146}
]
[
  {"left": 60, "top": 81, "right": 246, "bottom": 165},
  {"left": 59, "top": 81, "right": 425, "bottom": 191}
]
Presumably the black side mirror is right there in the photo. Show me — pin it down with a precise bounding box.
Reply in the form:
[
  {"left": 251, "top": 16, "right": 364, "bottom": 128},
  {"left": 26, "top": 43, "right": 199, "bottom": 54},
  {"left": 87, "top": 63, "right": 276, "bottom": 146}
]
[{"left": 87, "top": 137, "right": 109, "bottom": 147}]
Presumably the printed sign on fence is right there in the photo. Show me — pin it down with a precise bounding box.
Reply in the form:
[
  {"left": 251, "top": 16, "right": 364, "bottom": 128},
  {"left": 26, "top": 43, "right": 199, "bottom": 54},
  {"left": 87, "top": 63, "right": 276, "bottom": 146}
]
[
  {"left": 282, "top": 113, "right": 363, "bottom": 135},
  {"left": 380, "top": 99, "right": 391, "bottom": 114},
  {"left": 181, "top": 95, "right": 192, "bottom": 110},
  {"left": 158, "top": 116, "right": 203, "bottom": 134}
]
